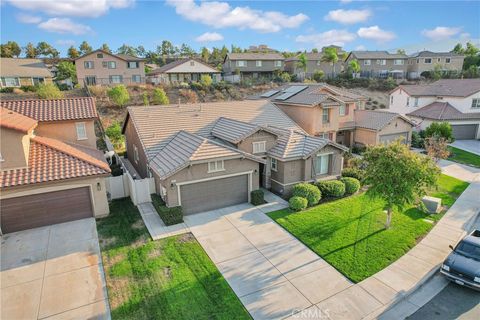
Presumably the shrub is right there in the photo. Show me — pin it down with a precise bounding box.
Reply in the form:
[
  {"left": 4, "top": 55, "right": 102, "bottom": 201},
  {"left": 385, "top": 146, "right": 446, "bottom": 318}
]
[
  {"left": 152, "top": 194, "right": 183, "bottom": 226},
  {"left": 107, "top": 85, "right": 130, "bottom": 107},
  {"left": 37, "top": 83, "right": 64, "bottom": 99},
  {"left": 289, "top": 196, "right": 308, "bottom": 211},
  {"left": 200, "top": 74, "right": 213, "bottom": 87},
  {"left": 56, "top": 83, "right": 70, "bottom": 91},
  {"left": 292, "top": 183, "right": 321, "bottom": 207},
  {"left": 89, "top": 85, "right": 107, "bottom": 98},
  {"left": 342, "top": 167, "right": 365, "bottom": 182},
  {"left": 425, "top": 122, "right": 454, "bottom": 142},
  {"left": 251, "top": 190, "right": 265, "bottom": 206},
  {"left": 152, "top": 87, "right": 169, "bottom": 105},
  {"left": 340, "top": 177, "right": 361, "bottom": 195},
  {"left": 313, "top": 70, "right": 325, "bottom": 82},
  {"left": 105, "top": 122, "right": 125, "bottom": 150},
  {"left": 20, "top": 85, "right": 37, "bottom": 92},
  {"left": 280, "top": 72, "right": 291, "bottom": 82},
  {"left": 0, "top": 87, "right": 14, "bottom": 93},
  {"left": 110, "top": 163, "right": 123, "bottom": 176},
  {"left": 179, "top": 89, "right": 197, "bottom": 103},
  {"left": 315, "top": 180, "right": 345, "bottom": 198},
  {"left": 142, "top": 92, "right": 149, "bottom": 106},
  {"left": 411, "top": 131, "right": 424, "bottom": 148}
]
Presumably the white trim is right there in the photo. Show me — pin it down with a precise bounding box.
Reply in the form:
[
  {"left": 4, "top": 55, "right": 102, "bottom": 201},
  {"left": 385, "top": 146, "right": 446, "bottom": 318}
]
[
  {"left": 252, "top": 141, "right": 266, "bottom": 154},
  {"left": 75, "top": 122, "right": 87, "bottom": 140},
  {"left": 207, "top": 160, "right": 225, "bottom": 173}
]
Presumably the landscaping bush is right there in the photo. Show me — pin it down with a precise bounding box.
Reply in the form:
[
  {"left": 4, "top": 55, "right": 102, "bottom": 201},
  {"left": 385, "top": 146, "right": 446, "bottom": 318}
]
[
  {"left": 152, "top": 87, "right": 169, "bottom": 105},
  {"left": 313, "top": 70, "right": 325, "bottom": 82},
  {"left": 179, "top": 88, "right": 198, "bottom": 103},
  {"left": 109, "top": 163, "right": 123, "bottom": 176},
  {"left": 289, "top": 196, "right": 308, "bottom": 212},
  {"left": 411, "top": 131, "right": 425, "bottom": 148},
  {"left": 342, "top": 167, "right": 365, "bottom": 182},
  {"left": 20, "top": 85, "right": 37, "bottom": 92},
  {"left": 251, "top": 189, "right": 265, "bottom": 206},
  {"left": 0, "top": 87, "right": 14, "bottom": 93},
  {"left": 425, "top": 122, "right": 454, "bottom": 142},
  {"left": 37, "top": 83, "right": 64, "bottom": 99},
  {"left": 315, "top": 180, "right": 346, "bottom": 198},
  {"left": 292, "top": 183, "right": 321, "bottom": 207},
  {"left": 200, "top": 74, "right": 213, "bottom": 87},
  {"left": 340, "top": 177, "right": 361, "bottom": 195},
  {"left": 107, "top": 85, "right": 130, "bottom": 107},
  {"left": 152, "top": 194, "right": 183, "bottom": 226},
  {"left": 142, "top": 92, "right": 149, "bottom": 106}
]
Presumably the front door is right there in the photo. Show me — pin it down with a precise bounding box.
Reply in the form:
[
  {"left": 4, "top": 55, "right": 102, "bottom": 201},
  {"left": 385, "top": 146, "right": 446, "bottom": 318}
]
[{"left": 259, "top": 163, "right": 265, "bottom": 188}]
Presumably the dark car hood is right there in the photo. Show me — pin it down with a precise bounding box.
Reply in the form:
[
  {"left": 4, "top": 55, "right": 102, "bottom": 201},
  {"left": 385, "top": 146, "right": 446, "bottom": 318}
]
[{"left": 445, "top": 252, "right": 480, "bottom": 278}]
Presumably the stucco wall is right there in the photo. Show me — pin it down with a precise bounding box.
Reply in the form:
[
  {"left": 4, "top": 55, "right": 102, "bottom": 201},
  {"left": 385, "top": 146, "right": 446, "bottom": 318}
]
[
  {"left": 223, "top": 58, "right": 284, "bottom": 74},
  {"left": 123, "top": 118, "right": 149, "bottom": 178},
  {"left": 0, "top": 176, "right": 110, "bottom": 217},
  {"left": 0, "top": 127, "right": 29, "bottom": 170},
  {"left": 378, "top": 118, "right": 413, "bottom": 143},
  {"left": 407, "top": 56, "right": 464, "bottom": 74},
  {"left": 35, "top": 120, "right": 96, "bottom": 148},
  {"left": 354, "top": 128, "right": 377, "bottom": 146},
  {"left": 237, "top": 130, "right": 277, "bottom": 155}
]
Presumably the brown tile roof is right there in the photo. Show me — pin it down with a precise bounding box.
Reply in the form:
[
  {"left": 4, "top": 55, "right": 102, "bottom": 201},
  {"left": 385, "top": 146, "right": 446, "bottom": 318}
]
[
  {"left": 1, "top": 136, "right": 110, "bottom": 188},
  {"left": 149, "top": 58, "right": 220, "bottom": 75},
  {"left": 211, "top": 117, "right": 278, "bottom": 144},
  {"left": 0, "top": 58, "right": 52, "bottom": 78},
  {"left": 75, "top": 49, "right": 145, "bottom": 62},
  {"left": 354, "top": 110, "right": 415, "bottom": 130},
  {"left": 227, "top": 52, "right": 285, "bottom": 61},
  {"left": 0, "top": 97, "right": 98, "bottom": 122},
  {"left": 397, "top": 79, "right": 480, "bottom": 97},
  {"left": 0, "top": 108, "right": 37, "bottom": 133},
  {"left": 348, "top": 51, "right": 408, "bottom": 60},
  {"left": 407, "top": 102, "right": 480, "bottom": 120}
]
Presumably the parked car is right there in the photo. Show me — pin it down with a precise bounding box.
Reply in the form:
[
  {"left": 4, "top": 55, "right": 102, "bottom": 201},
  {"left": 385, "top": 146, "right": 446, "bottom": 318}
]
[{"left": 440, "top": 229, "right": 480, "bottom": 290}]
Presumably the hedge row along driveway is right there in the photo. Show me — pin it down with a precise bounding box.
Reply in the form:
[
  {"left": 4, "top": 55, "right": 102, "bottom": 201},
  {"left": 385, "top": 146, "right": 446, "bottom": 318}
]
[{"left": 268, "top": 174, "right": 469, "bottom": 283}]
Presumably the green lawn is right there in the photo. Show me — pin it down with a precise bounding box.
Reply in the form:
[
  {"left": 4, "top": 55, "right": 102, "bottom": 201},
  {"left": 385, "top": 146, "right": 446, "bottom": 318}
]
[
  {"left": 96, "top": 199, "right": 251, "bottom": 320},
  {"left": 267, "top": 174, "right": 469, "bottom": 283},
  {"left": 448, "top": 146, "right": 480, "bottom": 168}
]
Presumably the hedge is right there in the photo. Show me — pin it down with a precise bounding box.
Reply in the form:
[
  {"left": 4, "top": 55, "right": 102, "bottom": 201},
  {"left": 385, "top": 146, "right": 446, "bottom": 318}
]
[
  {"left": 341, "top": 167, "right": 365, "bottom": 182},
  {"left": 315, "top": 180, "right": 346, "bottom": 198},
  {"left": 152, "top": 194, "right": 183, "bottom": 226},
  {"left": 292, "top": 183, "right": 321, "bottom": 206},
  {"left": 251, "top": 189, "right": 265, "bottom": 205},
  {"left": 289, "top": 196, "right": 308, "bottom": 211},
  {"left": 340, "top": 177, "right": 361, "bottom": 195}
]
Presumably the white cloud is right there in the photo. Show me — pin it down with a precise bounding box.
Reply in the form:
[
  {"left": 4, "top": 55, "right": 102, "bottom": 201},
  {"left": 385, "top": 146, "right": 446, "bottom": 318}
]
[
  {"left": 421, "top": 26, "right": 462, "bottom": 41},
  {"left": 340, "top": 0, "right": 353, "bottom": 3},
  {"left": 16, "top": 13, "right": 42, "bottom": 24},
  {"left": 325, "top": 9, "right": 371, "bottom": 24},
  {"left": 357, "top": 25, "right": 396, "bottom": 42},
  {"left": 355, "top": 45, "right": 366, "bottom": 50},
  {"left": 296, "top": 29, "right": 356, "bottom": 48},
  {"left": 7, "top": 0, "right": 134, "bottom": 18},
  {"left": 56, "top": 39, "right": 76, "bottom": 46},
  {"left": 195, "top": 32, "right": 224, "bottom": 42},
  {"left": 38, "top": 18, "right": 92, "bottom": 35},
  {"left": 166, "top": 0, "right": 308, "bottom": 33}
]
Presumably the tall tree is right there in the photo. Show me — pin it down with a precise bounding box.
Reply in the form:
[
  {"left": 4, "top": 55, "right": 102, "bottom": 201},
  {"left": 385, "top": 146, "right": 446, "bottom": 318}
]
[
  {"left": 180, "top": 43, "right": 196, "bottom": 57},
  {"left": 0, "top": 41, "right": 21, "bottom": 57},
  {"left": 464, "top": 42, "right": 479, "bottom": 56},
  {"left": 36, "top": 42, "right": 59, "bottom": 57},
  {"left": 79, "top": 41, "right": 92, "bottom": 55},
  {"left": 135, "top": 45, "right": 146, "bottom": 57},
  {"left": 56, "top": 61, "right": 77, "bottom": 82},
  {"left": 200, "top": 47, "right": 210, "bottom": 62},
  {"left": 363, "top": 141, "right": 439, "bottom": 229},
  {"left": 321, "top": 47, "right": 339, "bottom": 77},
  {"left": 67, "top": 46, "right": 80, "bottom": 58},
  {"left": 231, "top": 45, "right": 242, "bottom": 53},
  {"left": 160, "top": 40, "right": 175, "bottom": 56},
  {"left": 311, "top": 48, "right": 319, "bottom": 53},
  {"left": 349, "top": 59, "right": 361, "bottom": 76},
  {"left": 452, "top": 43, "right": 465, "bottom": 54},
  {"left": 220, "top": 45, "right": 229, "bottom": 60},
  {"left": 396, "top": 49, "right": 406, "bottom": 55},
  {"left": 100, "top": 43, "right": 111, "bottom": 53},
  {"left": 297, "top": 53, "right": 308, "bottom": 79},
  {"left": 117, "top": 44, "right": 136, "bottom": 56},
  {"left": 24, "top": 42, "right": 37, "bottom": 58}
]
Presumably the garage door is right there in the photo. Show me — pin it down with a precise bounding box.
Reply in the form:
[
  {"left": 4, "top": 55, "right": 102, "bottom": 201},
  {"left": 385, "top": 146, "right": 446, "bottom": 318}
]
[
  {"left": 180, "top": 174, "right": 249, "bottom": 215},
  {"left": 451, "top": 124, "right": 478, "bottom": 140},
  {"left": 1, "top": 187, "right": 93, "bottom": 233},
  {"left": 379, "top": 132, "right": 409, "bottom": 144}
]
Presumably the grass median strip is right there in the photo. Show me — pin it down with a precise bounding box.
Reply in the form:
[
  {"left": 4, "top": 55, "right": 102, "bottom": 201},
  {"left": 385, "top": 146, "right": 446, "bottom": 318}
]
[
  {"left": 97, "top": 198, "right": 251, "bottom": 320},
  {"left": 448, "top": 146, "right": 480, "bottom": 168}
]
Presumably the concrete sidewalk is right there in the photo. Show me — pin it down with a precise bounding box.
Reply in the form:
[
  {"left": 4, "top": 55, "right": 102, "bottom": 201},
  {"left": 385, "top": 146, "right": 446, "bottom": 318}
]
[{"left": 450, "top": 140, "right": 480, "bottom": 156}]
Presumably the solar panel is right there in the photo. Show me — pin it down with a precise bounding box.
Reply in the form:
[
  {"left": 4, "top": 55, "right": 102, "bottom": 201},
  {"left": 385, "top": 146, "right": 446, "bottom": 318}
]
[
  {"left": 260, "top": 90, "right": 280, "bottom": 98},
  {"left": 274, "top": 85, "right": 308, "bottom": 101}
]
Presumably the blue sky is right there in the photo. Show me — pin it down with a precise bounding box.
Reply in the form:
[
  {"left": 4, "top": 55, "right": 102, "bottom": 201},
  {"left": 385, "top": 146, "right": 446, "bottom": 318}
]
[{"left": 1, "top": 0, "right": 479, "bottom": 55}]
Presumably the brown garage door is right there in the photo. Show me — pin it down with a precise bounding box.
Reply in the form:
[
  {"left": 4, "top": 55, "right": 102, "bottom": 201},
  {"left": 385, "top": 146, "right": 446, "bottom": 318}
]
[
  {"left": 180, "top": 174, "right": 249, "bottom": 215},
  {"left": 1, "top": 187, "right": 93, "bottom": 233},
  {"left": 452, "top": 124, "right": 478, "bottom": 140}
]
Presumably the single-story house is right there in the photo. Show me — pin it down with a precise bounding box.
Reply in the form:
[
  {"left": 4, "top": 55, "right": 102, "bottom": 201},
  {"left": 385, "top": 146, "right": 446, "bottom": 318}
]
[
  {"left": 146, "top": 58, "right": 221, "bottom": 85},
  {"left": 0, "top": 58, "right": 53, "bottom": 88}
]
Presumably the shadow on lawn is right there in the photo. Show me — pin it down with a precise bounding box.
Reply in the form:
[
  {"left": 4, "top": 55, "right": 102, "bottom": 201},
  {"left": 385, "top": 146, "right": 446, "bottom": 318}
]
[{"left": 323, "top": 228, "right": 385, "bottom": 257}]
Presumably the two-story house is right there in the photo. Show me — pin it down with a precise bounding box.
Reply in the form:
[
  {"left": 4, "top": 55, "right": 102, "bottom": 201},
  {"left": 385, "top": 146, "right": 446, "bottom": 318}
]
[
  {"left": 0, "top": 58, "right": 53, "bottom": 88},
  {"left": 222, "top": 52, "right": 285, "bottom": 82},
  {"left": 388, "top": 79, "right": 480, "bottom": 140},
  {"left": 75, "top": 49, "right": 146, "bottom": 86},
  {"left": 0, "top": 98, "right": 110, "bottom": 234},
  {"left": 345, "top": 51, "right": 409, "bottom": 79},
  {"left": 284, "top": 49, "right": 346, "bottom": 80},
  {"left": 121, "top": 99, "right": 348, "bottom": 211},
  {"left": 407, "top": 51, "right": 465, "bottom": 79},
  {"left": 146, "top": 58, "right": 221, "bottom": 84}
]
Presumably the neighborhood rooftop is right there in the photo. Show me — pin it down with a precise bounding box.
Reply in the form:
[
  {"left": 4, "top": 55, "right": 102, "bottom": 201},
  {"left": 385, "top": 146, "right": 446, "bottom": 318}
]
[
  {"left": 0, "top": 108, "right": 38, "bottom": 133},
  {"left": 397, "top": 79, "right": 480, "bottom": 97},
  {"left": 354, "top": 110, "right": 415, "bottom": 130},
  {"left": 226, "top": 52, "right": 284, "bottom": 60},
  {"left": 211, "top": 117, "right": 278, "bottom": 145},
  {"left": 0, "top": 58, "right": 52, "bottom": 78},
  {"left": 407, "top": 102, "right": 480, "bottom": 120},
  {"left": 348, "top": 51, "right": 409, "bottom": 59},
  {"left": 149, "top": 58, "right": 220, "bottom": 75}
]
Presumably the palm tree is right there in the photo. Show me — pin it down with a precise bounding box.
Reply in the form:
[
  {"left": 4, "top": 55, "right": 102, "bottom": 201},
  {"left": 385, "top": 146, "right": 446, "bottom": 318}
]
[
  {"left": 297, "top": 53, "right": 308, "bottom": 80},
  {"left": 321, "top": 47, "right": 339, "bottom": 78},
  {"left": 349, "top": 59, "right": 361, "bottom": 78}
]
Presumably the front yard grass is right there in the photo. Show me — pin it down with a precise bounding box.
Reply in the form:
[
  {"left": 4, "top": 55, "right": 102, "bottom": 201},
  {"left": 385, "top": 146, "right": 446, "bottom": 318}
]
[
  {"left": 267, "top": 174, "right": 469, "bottom": 283},
  {"left": 448, "top": 146, "right": 480, "bottom": 168},
  {"left": 97, "top": 198, "right": 251, "bottom": 320}
]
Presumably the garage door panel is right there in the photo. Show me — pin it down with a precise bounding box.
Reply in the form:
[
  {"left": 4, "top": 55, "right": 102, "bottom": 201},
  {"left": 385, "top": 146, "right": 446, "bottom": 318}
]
[
  {"left": 1, "top": 187, "right": 93, "bottom": 233},
  {"left": 180, "top": 175, "right": 248, "bottom": 215},
  {"left": 452, "top": 124, "right": 478, "bottom": 140}
]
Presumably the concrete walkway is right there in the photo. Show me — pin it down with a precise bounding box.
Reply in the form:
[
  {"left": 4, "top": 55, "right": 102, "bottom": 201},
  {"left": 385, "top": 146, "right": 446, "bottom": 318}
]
[
  {"left": 137, "top": 202, "right": 190, "bottom": 240},
  {"left": 450, "top": 140, "right": 480, "bottom": 156}
]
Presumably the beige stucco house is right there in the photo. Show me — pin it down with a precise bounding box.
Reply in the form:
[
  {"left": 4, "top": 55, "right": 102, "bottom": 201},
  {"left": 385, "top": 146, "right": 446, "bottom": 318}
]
[
  {"left": 284, "top": 46, "right": 346, "bottom": 79},
  {"left": 344, "top": 51, "right": 409, "bottom": 79},
  {"left": 223, "top": 52, "right": 285, "bottom": 82},
  {"left": 407, "top": 51, "right": 464, "bottom": 79},
  {"left": 0, "top": 106, "right": 110, "bottom": 234},
  {"left": 146, "top": 58, "right": 221, "bottom": 84},
  {"left": 75, "top": 49, "right": 145, "bottom": 86},
  {"left": 122, "top": 99, "right": 347, "bottom": 213},
  {"left": 0, "top": 58, "right": 53, "bottom": 87}
]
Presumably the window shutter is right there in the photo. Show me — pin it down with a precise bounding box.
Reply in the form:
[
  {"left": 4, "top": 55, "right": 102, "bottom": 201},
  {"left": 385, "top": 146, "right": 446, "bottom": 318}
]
[{"left": 345, "top": 105, "right": 349, "bottom": 115}]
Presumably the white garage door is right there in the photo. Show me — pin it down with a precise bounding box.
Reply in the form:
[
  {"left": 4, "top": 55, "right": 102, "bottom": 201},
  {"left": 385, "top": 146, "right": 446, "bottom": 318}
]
[
  {"left": 451, "top": 124, "right": 478, "bottom": 140},
  {"left": 179, "top": 174, "right": 249, "bottom": 215},
  {"left": 379, "top": 132, "right": 409, "bottom": 144}
]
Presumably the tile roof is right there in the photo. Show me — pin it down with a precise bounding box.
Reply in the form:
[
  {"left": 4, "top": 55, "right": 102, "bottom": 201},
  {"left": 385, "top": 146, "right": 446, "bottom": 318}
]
[
  {"left": 149, "top": 58, "right": 220, "bottom": 74},
  {"left": 407, "top": 102, "right": 480, "bottom": 121},
  {"left": 0, "top": 97, "right": 98, "bottom": 122},
  {"left": 354, "top": 110, "right": 415, "bottom": 130},
  {"left": 75, "top": 49, "right": 145, "bottom": 61},
  {"left": 0, "top": 58, "right": 53, "bottom": 78},
  {"left": 349, "top": 51, "right": 408, "bottom": 59},
  {"left": 150, "top": 130, "right": 261, "bottom": 180},
  {"left": 1, "top": 136, "right": 110, "bottom": 188},
  {"left": 123, "top": 100, "right": 305, "bottom": 161},
  {"left": 0, "top": 108, "right": 38, "bottom": 133},
  {"left": 397, "top": 79, "right": 480, "bottom": 97},
  {"left": 410, "top": 51, "right": 464, "bottom": 57},
  {"left": 226, "top": 53, "right": 285, "bottom": 61},
  {"left": 211, "top": 117, "right": 278, "bottom": 144}
]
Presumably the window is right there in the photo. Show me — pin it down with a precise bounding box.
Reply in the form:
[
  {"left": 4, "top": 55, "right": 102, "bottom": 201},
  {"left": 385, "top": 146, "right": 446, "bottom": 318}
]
[
  {"left": 84, "top": 61, "right": 94, "bottom": 69},
  {"left": 394, "top": 59, "right": 404, "bottom": 65},
  {"left": 318, "top": 132, "right": 329, "bottom": 139},
  {"left": 128, "top": 61, "right": 139, "bottom": 69},
  {"left": 446, "top": 58, "right": 451, "bottom": 63},
  {"left": 437, "top": 58, "right": 441, "bottom": 62},
  {"left": 85, "top": 76, "right": 96, "bottom": 85},
  {"left": 236, "top": 60, "right": 246, "bottom": 67},
  {"left": 339, "top": 104, "right": 346, "bottom": 116},
  {"left": 75, "top": 122, "right": 87, "bottom": 140},
  {"left": 314, "top": 154, "right": 330, "bottom": 175},
  {"left": 32, "top": 77, "right": 45, "bottom": 85},
  {"left": 97, "top": 53, "right": 103, "bottom": 58},
  {"left": 133, "top": 145, "right": 139, "bottom": 164},
  {"left": 109, "top": 75, "right": 123, "bottom": 84},
  {"left": 108, "top": 61, "right": 116, "bottom": 69},
  {"left": 407, "top": 97, "right": 410, "bottom": 107},
  {"left": 424, "top": 58, "right": 432, "bottom": 64},
  {"left": 376, "top": 59, "right": 386, "bottom": 65},
  {"left": 1, "top": 77, "right": 20, "bottom": 87},
  {"left": 364, "top": 60, "right": 371, "bottom": 66},
  {"left": 472, "top": 98, "right": 480, "bottom": 109},
  {"left": 190, "top": 61, "right": 195, "bottom": 66},
  {"left": 275, "top": 60, "right": 282, "bottom": 67},
  {"left": 252, "top": 141, "right": 266, "bottom": 153},
  {"left": 256, "top": 60, "right": 262, "bottom": 67},
  {"left": 322, "top": 108, "right": 329, "bottom": 123},
  {"left": 208, "top": 160, "right": 224, "bottom": 173},
  {"left": 416, "top": 59, "right": 419, "bottom": 63},
  {"left": 271, "top": 158, "right": 278, "bottom": 172},
  {"left": 102, "top": 61, "right": 108, "bottom": 68},
  {"left": 390, "top": 96, "right": 394, "bottom": 104},
  {"left": 414, "top": 97, "right": 419, "bottom": 107},
  {"left": 132, "top": 75, "right": 142, "bottom": 83}
]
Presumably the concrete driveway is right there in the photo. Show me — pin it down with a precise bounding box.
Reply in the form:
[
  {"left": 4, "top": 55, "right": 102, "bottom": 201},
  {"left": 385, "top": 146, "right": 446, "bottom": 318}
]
[
  {"left": 450, "top": 140, "right": 480, "bottom": 156},
  {"left": 1, "top": 218, "right": 110, "bottom": 320}
]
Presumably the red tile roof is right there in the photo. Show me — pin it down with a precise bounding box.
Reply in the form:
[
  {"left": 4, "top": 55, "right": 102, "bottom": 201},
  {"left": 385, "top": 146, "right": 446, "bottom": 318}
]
[
  {"left": 0, "top": 108, "right": 37, "bottom": 133},
  {"left": 0, "top": 97, "right": 98, "bottom": 122},
  {"left": 1, "top": 136, "right": 110, "bottom": 188}
]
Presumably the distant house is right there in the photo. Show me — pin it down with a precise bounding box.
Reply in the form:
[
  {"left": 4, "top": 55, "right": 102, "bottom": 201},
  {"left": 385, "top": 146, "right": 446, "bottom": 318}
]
[
  {"left": 222, "top": 52, "right": 285, "bottom": 82},
  {"left": 146, "top": 58, "right": 221, "bottom": 85},
  {"left": 0, "top": 58, "right": 53, "bottom": 88},
  {"left": 75, "top": 49, "right": 146, "bottom": 86},
  {"left": 344, "top": 51, "right": 409, "bottom": 79},
  {"left": 388, "top": 79, "right": 480, "bottom": 140},
  {"left": 407, "top": 51, "right": 465, "bottom": 79},
  {"left": 284, "top": 47, "right": 347, "bottom": 80}
]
